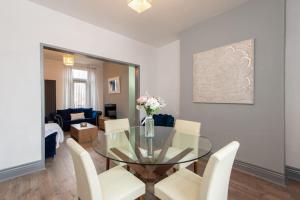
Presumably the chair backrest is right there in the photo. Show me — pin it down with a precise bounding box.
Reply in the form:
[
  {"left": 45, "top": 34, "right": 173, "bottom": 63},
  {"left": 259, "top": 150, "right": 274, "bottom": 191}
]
[
  {"left": 174, "top": 119, "right": 201, "bottom": 136},
  {"left": 200, "top": 141, "right": 240, "bottom": 200},
  {"left": 66, "top": 138, "right": 103, "bottom": 200},
  {"left": 105, "top": 118, "right": 130, "bottom": 135}
]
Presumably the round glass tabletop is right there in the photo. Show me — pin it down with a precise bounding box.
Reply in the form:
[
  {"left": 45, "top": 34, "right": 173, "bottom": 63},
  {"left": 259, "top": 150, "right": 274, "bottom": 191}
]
[{"left": 93, "top": 126, "right": 212, "bottom": 166}]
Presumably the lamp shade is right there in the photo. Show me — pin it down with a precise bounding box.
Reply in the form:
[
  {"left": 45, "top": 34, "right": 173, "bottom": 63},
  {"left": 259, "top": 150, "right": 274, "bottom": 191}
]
[
  {"left": 128, "top": 0, "right": 152, "bottom": 13},
  {"left": 63, "top": 54, "right": 74, "bottom": 66}
]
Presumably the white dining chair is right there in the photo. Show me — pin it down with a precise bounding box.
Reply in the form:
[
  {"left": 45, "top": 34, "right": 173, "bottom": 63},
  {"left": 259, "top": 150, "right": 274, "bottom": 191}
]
[
  {"left": 154, "top": 141, "right": 240, "bottom": 200},
  {"left": 66, "top": 138, "right": 145, "bottom": 200},
  {"left": 174, "top": 119, "right": 201, "bottom": 136},
  {"left": 104, "top": 118, "right": 132, "bottom": 169},
  {"left": 166, "top": 119, "right": 201, "bottom": 172}
]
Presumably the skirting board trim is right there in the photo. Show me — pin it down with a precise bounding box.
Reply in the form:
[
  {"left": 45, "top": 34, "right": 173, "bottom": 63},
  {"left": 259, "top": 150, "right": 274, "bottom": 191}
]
[
  {"left": 201, "top": 155, "right": 286, "bottom": 185},
  {"left": 0, "top": 160, "right": 44, "bottom": 182},
  {"left": 286, "top": 166, "right": 300, "bottom": 182},
  {"left": 234, "top": 160, "right": 286, "bottom": 186}
]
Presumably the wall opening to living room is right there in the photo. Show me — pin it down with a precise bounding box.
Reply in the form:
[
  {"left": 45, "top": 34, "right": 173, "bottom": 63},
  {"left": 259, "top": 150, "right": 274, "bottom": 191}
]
[{"left": 42, "top": 45, "right": 140, "bottom": 159}]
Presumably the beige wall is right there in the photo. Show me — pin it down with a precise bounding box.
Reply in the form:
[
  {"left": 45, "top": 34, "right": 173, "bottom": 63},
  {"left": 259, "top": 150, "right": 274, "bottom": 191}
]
[
  {"left": 103, "top": 62, "right": 129, "bottom": 119},
  {"left": 44, "top": 58, "right": 104, "bottom": 111},
  {"left": 44, "top": 59, "right": 64, "bottom": 109}
]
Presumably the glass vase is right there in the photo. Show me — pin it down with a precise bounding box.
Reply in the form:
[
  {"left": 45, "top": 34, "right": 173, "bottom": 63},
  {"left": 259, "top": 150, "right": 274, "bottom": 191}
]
[
  {"left": 146, "top": 138, "right": 154, "bottom": 158},
  {"left": 145, "top": 115, "right": 154, "bottom": 137}
]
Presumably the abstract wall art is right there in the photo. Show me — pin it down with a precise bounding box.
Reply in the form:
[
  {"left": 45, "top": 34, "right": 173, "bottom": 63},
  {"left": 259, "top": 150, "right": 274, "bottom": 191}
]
[
  {"left": 193, "top": 39, "right": 254, "bottom": 104},
  {"left": 108, "top": 76, "right": 120, "bottom": 94}
]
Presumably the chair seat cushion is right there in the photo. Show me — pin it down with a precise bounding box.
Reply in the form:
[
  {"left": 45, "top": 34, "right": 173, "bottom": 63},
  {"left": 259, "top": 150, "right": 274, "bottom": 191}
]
[
  {"left": 155, "top": 168, "right": 202, "bottom": 200},
  {"left": 98, "top": 166, "right": 145, "bottom": 200}
]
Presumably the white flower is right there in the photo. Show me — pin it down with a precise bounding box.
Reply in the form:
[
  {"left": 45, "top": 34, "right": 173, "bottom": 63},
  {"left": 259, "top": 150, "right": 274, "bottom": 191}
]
[
  {"left": 156, "top": 97, "right": 166, "bottom": 108},
  {"left": 136, "top": 105, "right": 143, "bottom": 110},
  {"left": 145, "top": 97, "right": 160, "bottom": 110},
  {"left": 136, "top": 92, "right": 167, "bottom": 115}
]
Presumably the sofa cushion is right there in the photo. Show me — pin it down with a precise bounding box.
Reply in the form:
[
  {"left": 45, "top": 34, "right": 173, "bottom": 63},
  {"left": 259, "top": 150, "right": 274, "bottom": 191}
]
[
  {"left": 70, "top": 112, "right": 85, "bottom": 120},
  {"left": 83, "top": 108, "right": 93, "bottom": 118},
  {"left": 70, "top": 108, "right": 93, "bottom": 118},
  {"left": 57, "top": 109, "right": 71, "bottom": 121},
  {"left": 66, "top": 118, "right": 95, "bottom": 125},
  {"left": 85, "top": 118, "right": 95, "bottom": 124},
  {"left": 154, "top": 114, "right": 164, "bottom": 126},
  {"left": 164, "top": 115, "right": 175, "bottom": 127},
  {"left": 70, "top": 108, "right": 83, "bottom": 113},
  {"left": 66, "top": 119, "right": 85, "bottom": 125}
]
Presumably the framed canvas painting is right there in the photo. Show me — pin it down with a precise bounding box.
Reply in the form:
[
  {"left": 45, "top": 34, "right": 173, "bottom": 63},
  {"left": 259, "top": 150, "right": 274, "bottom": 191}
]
[
  {"left": 193, "top": 39, "right": 254, "bottom": 104},
  {"left": 108, "top": 76, "right": 120, "bottom": 94}
]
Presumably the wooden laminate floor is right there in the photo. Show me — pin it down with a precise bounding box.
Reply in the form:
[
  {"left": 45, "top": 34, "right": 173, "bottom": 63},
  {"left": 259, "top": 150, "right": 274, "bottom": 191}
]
[{"left": 0, "top": 138, "right": 299, "bottom": 200}]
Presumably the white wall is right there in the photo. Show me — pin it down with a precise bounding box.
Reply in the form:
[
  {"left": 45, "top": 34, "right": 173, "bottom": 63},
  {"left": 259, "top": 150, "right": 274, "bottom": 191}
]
[
  {"left": 151, "top": 0, "right": 300, "bottom": 172},
  {"left": 156, "top": 1, "right": 300, "bottom": 173},
  {"left": 0, "top": 0, "right": 157, "bottom": 170},
  {"left": 156, "top": 40, "right": 180, "bottom": 117},
  {"left": 285, "top": 0, "right": 300, "bottom": 169}
]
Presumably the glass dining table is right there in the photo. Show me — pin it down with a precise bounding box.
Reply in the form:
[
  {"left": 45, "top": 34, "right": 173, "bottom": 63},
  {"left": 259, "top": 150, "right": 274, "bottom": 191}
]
[{"left": 93, "top": 126, "right": 212, "bottom": 182}]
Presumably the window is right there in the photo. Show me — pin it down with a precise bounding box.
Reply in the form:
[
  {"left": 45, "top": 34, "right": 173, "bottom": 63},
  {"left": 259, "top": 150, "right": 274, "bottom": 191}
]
[
  {"left": 72, "top": 69, "right": 88, "bottom": 80},
  {"left": 72, "top": 69, "right": 88, "bottom": 108}
]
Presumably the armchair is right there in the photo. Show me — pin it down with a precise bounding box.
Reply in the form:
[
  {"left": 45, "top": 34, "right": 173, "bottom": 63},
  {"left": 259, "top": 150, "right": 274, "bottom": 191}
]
[{"left": 142, "top": 114, "right": 175, "bottom": 127}]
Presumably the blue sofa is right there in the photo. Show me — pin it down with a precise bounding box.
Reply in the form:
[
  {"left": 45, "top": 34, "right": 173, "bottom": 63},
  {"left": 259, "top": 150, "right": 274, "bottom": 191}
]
[
  {"left": 142, "top": 114, "right": 175, "bottom": 127},
  {"left": 54, "top": 108, "right": 102, "bottom": 131}
]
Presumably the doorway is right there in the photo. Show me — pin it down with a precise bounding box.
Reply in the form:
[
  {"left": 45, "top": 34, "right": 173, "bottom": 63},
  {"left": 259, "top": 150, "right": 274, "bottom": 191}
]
[{"left": 41, "top": 44, "right": 140, "bottom": 162}]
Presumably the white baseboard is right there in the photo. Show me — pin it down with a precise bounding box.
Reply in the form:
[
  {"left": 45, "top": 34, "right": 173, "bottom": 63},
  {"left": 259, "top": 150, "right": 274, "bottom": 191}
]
[
  {"left": 201, "top": 154, "right": 286, "bottom": 186},
  {"left": 286, "top": 166, "right": 300, "bottom": 182},
  {"left": 0, "top": 161, "right": 44, "bottom": 182},
  {"left": 234, "top": 160, "right": 286, "bottom": 186}
]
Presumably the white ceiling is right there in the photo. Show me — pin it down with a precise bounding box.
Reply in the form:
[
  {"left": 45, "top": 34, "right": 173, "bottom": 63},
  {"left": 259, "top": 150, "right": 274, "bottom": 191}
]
[{"left": 30, "top": 0, "right": 248, "bottom": 47}]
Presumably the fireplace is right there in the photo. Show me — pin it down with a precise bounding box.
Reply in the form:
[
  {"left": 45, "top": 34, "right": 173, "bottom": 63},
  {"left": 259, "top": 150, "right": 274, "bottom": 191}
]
[{"left": 104, "top": 104, "right": 117, "bottom": 119}]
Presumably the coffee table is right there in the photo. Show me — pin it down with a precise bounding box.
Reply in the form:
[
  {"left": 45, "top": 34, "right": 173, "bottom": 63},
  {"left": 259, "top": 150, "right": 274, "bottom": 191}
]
[{"left": 70, "top": 123, "right": 98, "bottom": 144}]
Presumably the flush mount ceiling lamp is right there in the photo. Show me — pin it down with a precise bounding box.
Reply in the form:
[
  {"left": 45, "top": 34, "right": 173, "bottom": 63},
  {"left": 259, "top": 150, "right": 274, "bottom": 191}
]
[
  {"left": 128, "top": 0, "right": 152, "bottom": 13},
  {"left": 63, "top": 54, "right": 75, "bottom": 66}
]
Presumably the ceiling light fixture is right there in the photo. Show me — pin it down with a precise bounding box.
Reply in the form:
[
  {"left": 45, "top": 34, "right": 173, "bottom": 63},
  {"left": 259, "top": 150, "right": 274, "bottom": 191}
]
[
  {"left": 128, "top": 0, "right": 152, "bottom": 13},
  {"left": 63, "top": 54, "right": 75, "bottom": 66}
]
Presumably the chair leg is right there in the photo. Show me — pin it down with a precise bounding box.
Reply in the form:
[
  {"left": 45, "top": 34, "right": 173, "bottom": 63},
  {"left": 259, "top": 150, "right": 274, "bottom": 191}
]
[
  {"left": 106, "top": 158, "right": 110, "bottom": 170},
  {"left": 194, "top": 161, "right": 198, "bottom": 174},
  {"left": 127, "top": 165, "right": 130, "bottom": 171}
]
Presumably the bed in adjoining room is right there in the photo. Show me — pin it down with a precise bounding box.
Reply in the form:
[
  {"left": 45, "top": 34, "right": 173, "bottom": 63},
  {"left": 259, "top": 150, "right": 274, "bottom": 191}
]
[{"left": 45, "top": 123, "right": 64, "bottom": 158}]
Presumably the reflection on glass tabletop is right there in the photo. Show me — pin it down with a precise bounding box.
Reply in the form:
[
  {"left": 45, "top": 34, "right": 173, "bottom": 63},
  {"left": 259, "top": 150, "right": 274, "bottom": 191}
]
[{"left": 93, "top": 126, "right": 212, "bottom": 166}]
